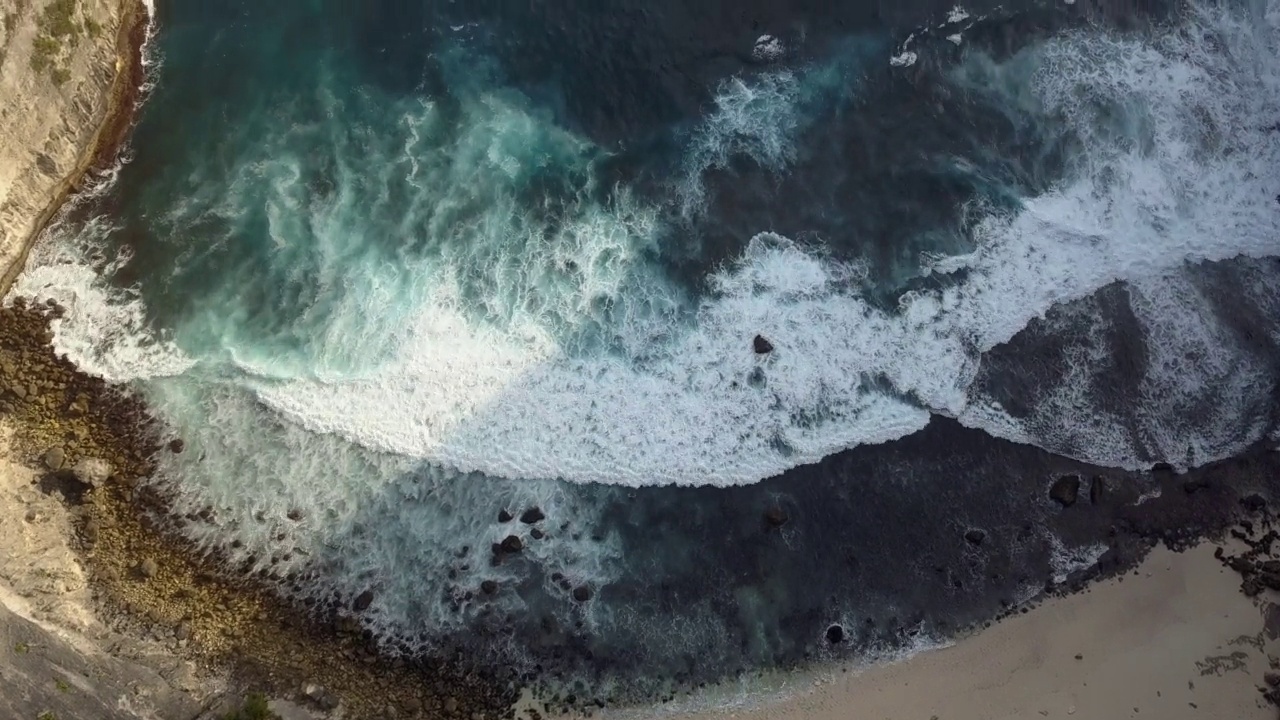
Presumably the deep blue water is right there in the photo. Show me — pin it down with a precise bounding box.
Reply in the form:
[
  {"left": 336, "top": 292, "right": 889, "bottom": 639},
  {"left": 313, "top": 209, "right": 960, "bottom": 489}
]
[{"left": 12, "top": 0, "right": 1280, "bottom": 703}]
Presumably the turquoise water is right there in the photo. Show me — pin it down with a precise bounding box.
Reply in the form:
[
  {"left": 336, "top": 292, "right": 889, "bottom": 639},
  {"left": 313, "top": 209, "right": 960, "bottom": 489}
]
[{"left": 11, "top": 0, "right": 1280, "bottom": 700}]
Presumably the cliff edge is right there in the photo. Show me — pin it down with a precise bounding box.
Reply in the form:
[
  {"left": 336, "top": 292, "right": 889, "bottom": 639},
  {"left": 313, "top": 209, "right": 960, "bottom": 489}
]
[{"left": 0, "top": 0, "right": 144, "bottom": 295}]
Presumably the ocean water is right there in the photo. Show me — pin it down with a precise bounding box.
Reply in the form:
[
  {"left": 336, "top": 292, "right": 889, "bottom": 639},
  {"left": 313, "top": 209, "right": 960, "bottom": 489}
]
[{"left": 10, "top": 0, "right": 1280, "bottom": 702}]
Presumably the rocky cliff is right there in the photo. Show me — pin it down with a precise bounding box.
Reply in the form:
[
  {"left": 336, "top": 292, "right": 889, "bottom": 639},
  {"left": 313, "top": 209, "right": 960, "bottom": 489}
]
[{"left": 0, "top": 0, "right": 144, "bottom": 295}]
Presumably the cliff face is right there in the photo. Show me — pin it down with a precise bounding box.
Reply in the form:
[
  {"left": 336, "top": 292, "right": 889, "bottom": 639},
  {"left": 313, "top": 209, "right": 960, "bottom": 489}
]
[{"left": 0, "top": 0, "right": 137, "bottom": 294}]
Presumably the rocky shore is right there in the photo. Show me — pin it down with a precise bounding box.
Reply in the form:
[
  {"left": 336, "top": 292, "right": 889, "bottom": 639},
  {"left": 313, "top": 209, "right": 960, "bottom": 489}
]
[{"left": 0, "top": 300, "right": 518, "bottom": 717}]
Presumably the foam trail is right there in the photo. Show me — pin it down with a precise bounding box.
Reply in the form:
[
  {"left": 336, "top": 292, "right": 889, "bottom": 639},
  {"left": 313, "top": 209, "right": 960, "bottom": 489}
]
[
  {"left": 21, "top": 0, "right": 1280, "bottom": 489},
  {"left": 267, "top": 0, "right": 1280, "bottom": 485}
]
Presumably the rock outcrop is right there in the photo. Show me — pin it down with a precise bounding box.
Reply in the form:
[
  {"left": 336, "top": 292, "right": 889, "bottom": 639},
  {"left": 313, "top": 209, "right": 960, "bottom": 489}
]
[{"left": 0, "top": 0, "right": 146, "bottom": 294}]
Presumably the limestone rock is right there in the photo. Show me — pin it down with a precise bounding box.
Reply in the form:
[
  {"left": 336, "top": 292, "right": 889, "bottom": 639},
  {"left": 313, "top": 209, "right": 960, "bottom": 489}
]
[
  {"left": 42, "top": 446, "right": 65, "bottom": 471},
  {"left": 72, "top": 457, "right": 112, "bottom": 487}
]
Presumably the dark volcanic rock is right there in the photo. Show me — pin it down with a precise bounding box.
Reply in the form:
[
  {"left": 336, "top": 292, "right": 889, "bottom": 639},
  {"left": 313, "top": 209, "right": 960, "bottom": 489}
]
[
  {"left": 168, "top": 438, "right": 185, "bottom": 454},
  {"left": 500, "top": 535, "right": 524, "bottom": 553},
  {"left": 520, "top": 507, "right": 546, "bottom": 524},
  {"left": 498, "top": 509, "right": 514, "bottom": 523},
  {"left": 1089, "top": 476, "right": 1107, "bottom": 505},
  {"left": 531, "top": 528, "right": 545, "bottom": 540},
  {"left": 964, "top": 529, "right": 986, "bottom": 546},
  {"left": 753, "top": 335, "right": 774, "bottom": 354},
  {"left": 353, "top": 590, "right": 375, "bottom": 612},
  {"left": 825, "top": 624, "right": 844, "bottom": 643},
  {"left": 1049, "top": 475, "right": 1080, "bottom": 507},
  {"left": 763, "top": 506, "right": 788, "bottom": 528},
  {"left": 481, "top": 580, "right": 498, "bottom": 595},
  {"left": 572, "top": 585, "right": 592, "bottom": 602}
]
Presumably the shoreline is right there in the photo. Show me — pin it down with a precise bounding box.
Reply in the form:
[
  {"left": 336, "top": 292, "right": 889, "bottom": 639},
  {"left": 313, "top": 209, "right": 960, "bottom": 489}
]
[
  {"left": 651, "top": 539, "right": 1280, "bottom": 720},
  {"left": 0, "top": 4, "right": 1278, "bottom": 718},
  {"left": 0, "top": 0, "right": 149, "bottom": 296}
]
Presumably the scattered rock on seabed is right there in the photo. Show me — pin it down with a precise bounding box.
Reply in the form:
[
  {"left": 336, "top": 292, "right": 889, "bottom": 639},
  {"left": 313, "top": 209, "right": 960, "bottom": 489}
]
[{"left": 1050, "top": 475, "right": 1081, "bottom": 507}]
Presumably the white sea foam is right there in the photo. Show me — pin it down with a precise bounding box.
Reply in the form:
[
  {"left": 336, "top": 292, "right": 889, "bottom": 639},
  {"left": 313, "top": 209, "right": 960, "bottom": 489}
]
[
  {"left": 1048, "top": 535, "right": 1108, "bottom": 584},
  {"left": 21, "top": 0, "right": 1280, "bottom": 490}
]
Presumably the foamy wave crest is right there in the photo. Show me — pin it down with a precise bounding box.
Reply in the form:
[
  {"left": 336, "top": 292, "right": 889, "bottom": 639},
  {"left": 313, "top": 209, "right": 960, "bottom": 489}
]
[
  {"left": 22, "top": 0, "right": 1280, "bottom": 488},
  {"left": 7, "top": 218, "right": 194, "bottom": 382}
]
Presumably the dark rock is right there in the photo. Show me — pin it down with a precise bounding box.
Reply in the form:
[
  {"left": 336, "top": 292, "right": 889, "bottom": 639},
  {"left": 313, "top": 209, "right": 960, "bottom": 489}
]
[
  {"left": 825, "top": 624, "right": 845, "bottom": 643},
  {"left": 42, "top": 446, "right": 65, "bottom": 472},
  {"left": 520, "top": 507, "right": 546, "bottom": 524},
  {"left": 168, "top": 438, "right": 185, "bottom": 454},
  {"left": 1267, "top": 672, "right": 1280, "bottom": 688},
  {"left": 1242, "top": 494, "right": 1268, "bottom": 513},
  {"left": 531, "top": 527, "right": 545, "bottom": 540},
  {"left": 1049, "top": 475, "right": 1081, "bottom": 507},
  {"left": 353, "top": 589, "right": 375, "bottom": 611},
  {"left": 572, "top": 585, "right": 592, "bottom": 602},
  {"left": 764, "top": 506, "right": 788, "bottom": 528},
  {"left": 481, "top": 580, "right": 498, "bottom": 595},
  {"left": 286, "top": 508, "right": 303, "bottom": 521},
  {"left": 753, "top": 335, "right": 774, "bottom": 354},
  {"left": 500, "top": 535, "right": 524, "bottom": 553},
  {"left": 1090, "top": 476, "right": 1107, "bottom": 505},
  {"left": 1151, "top": 462, "right": 1175, "bottom": 475},
  {"left": 1183, "top": 477, "right": 1210, "bottom": 494},
  {"left": 498, "top": 509, "right": 514, "bottom": 523},
  {"left": 964, "top": 529, "right": 986, "bottom": 546},
  {"left": 35, "top": 152, "right": 58, "bottom": 176}
]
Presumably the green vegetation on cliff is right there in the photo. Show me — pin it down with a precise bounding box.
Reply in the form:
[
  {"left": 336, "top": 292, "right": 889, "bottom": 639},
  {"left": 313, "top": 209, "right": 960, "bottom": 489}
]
[{"left": 30, "top": 0, "right": 85, "bottom": 87}]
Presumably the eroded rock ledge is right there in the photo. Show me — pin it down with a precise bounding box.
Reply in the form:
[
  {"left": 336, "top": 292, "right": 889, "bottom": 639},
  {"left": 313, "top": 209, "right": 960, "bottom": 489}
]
[{"left": 0, "top": 0, "right": 147, "bottom": 295}]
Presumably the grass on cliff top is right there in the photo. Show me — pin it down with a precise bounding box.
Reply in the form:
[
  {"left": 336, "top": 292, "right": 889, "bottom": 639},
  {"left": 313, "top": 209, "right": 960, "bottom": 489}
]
[
  {"left": 222, "top": 693, "right": 281, "bottom": 720},
  {"left": 30, "top": 0, "right": 83, "bottom": 86}
]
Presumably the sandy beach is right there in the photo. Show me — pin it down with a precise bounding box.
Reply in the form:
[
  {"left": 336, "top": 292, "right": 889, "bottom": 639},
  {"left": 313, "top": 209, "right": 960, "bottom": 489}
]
[{"left": 663, "top": 542, "right": 1277, "bottom": 720}]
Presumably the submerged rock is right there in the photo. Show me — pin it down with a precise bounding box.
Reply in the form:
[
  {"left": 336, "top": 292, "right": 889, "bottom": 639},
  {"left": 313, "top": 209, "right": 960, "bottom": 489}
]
[
  {"left": 964, "top": 529, "right": 986, "bottom": 546},
  {"left": 481, "top": 580, "right": 498, "bottom": 595},
  {"left": 763, "top": 506, "right": 788, "bottom": 528},
  {"left": 753, "top": 335, "right": 774, "bottom": 354},
  {"left": 1049, "top": 475, "right": 1080, "bottom": 507},
  {"left": 1089, "top": 476, "right": 1107, "bottom": 506},
  {"left": 572, "top": 585, "right": 592, "bottom": 602},
  {"left": 353, "top": 590, "right": 375, "bottom": 612}
]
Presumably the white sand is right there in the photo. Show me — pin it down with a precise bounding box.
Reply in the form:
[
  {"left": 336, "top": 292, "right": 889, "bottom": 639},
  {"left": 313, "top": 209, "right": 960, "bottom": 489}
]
[{"left": 661, "top": 543, "right": 1275, "bottom": 720}]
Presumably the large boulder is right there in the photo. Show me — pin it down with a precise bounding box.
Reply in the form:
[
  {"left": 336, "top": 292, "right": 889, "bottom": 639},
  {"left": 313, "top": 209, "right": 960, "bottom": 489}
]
[
  {"left": 1049, "top": 475, "right": 1081, "bottom": 507},
  {"left": 72, "top": 457, "right": 112, "bottom": 487},
  {"left": 42, "top": 447, "right": 65, "bottom": 472}
]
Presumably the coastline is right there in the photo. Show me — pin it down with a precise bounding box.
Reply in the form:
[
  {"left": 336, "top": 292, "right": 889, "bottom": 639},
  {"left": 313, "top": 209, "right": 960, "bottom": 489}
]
[
  {"left": 0, "top": 3, "right": 1278, "bottom": 720},
  {"left": 0, "top": 0, "right": 148, "bottom": 296},
  {"left": 654, "top": 540, "right": 1279, "bottom": 720}
]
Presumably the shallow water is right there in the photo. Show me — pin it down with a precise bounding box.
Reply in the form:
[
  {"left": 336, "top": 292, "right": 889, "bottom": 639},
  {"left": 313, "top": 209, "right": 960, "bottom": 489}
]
[{"left": 9, "top": 0, "right": 1280, "bottom": 702}]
